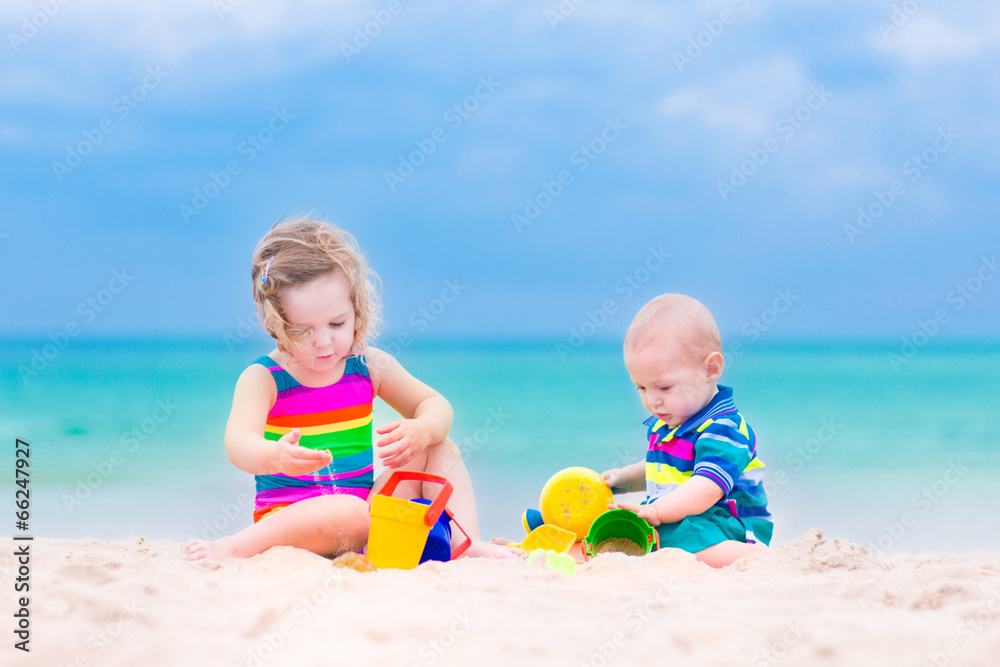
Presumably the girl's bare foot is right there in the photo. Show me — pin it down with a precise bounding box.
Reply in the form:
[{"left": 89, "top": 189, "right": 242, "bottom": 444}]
[
  {"left": 463, "top": 539, "right": 523, "bottom": 559},
  {"left": 186, "top": 538, "right": 244, "bottom": 561}
]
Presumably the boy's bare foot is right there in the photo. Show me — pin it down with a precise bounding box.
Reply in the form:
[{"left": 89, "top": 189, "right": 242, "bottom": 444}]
[
  {"left": 463, "top": 539, "right": 523, "bottom": 559},
  {"left": 186, "top": 538, "right": 242, "bottom": 561}
]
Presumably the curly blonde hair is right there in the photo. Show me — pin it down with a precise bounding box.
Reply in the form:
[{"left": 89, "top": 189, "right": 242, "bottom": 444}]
[{"left": 251, "top": 217, "right": 381, "bottom": 355}]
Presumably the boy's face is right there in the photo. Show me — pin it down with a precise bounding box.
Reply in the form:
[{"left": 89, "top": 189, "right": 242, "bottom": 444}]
[{"left": 624, "top": 334, "right": 720, "bottom": 429}]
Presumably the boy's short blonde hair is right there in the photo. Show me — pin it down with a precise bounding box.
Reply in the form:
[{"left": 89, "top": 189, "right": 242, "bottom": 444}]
[
  {"left": 251, "top": 217, "right": 381, "bottom": 354},
  {"left": 624, "top": 294, "right": 722, "bottom": 363}
]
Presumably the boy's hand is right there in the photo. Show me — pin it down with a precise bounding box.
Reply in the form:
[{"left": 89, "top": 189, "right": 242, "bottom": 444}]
[
  {"left": 610, "top": 501, "right": 661, "bottom": 527},
  {"left": 376, "top": 419, "right": 433, "bottom": 468},
  {"left": 274, "top": 428, "right": 333, "bottom": 475},
  {"left": 602, "top": 468, "right": 628, "bottom": 493}
]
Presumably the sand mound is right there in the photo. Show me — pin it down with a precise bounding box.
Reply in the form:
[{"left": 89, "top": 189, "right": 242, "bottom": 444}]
[{"left": 732, "top": 528, "right": 891, "bottom": 574}]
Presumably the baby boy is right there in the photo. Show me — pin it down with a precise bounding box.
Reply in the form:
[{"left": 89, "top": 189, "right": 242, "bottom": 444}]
[{"left": 603, "top": 294, "right": 773, "bottom": 567}]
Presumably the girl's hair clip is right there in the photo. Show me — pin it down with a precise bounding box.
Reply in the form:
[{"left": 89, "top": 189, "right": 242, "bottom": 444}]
[{"left": 261, "top": 258, "right": 273, "bottom": 285}]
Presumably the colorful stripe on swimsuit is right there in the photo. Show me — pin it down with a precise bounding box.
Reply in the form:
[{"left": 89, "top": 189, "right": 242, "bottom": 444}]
[{"left": 252, "top": 354, "right": 375, "bottom": 522}]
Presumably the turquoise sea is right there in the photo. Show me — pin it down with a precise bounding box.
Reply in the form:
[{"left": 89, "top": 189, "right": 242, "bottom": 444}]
[{"left": 2, "top": 336, "right": 998, "bottom": 553}]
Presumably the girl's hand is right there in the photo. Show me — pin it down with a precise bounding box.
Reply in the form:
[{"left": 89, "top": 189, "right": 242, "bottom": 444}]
[
  {"left": 273, "top": 428, "right": 332, "bottom": 476},
  {"left": 375, "top": 419, "right": 433, "bottom": 468},
  {"left": 610, "top": 501, "right": 661, "bottom": 527}
]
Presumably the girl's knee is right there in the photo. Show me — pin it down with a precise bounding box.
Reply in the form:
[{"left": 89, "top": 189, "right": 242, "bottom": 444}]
[
  {"left": 431, "top": 436, "right": 461, "bottom": 456},
  {"left": 339, "top": 494, "right": 370, "bottom": 519},
  {"left": 426, "top": 437, "right": 464, "bottom": 474}
]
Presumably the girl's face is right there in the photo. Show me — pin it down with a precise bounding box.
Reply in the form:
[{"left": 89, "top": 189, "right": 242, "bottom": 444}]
[{"left": 279, "top": 271, "right": 357, "bottom": 373}]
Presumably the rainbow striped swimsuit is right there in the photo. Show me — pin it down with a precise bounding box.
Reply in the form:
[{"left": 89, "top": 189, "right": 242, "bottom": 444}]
[{"left": 252, "top": 354, "right": 375, "bottom": 522}]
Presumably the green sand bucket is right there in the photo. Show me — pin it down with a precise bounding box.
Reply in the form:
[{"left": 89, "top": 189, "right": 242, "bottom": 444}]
[{"left": 582, "top": 509, "right": 659, "bottom": 559}]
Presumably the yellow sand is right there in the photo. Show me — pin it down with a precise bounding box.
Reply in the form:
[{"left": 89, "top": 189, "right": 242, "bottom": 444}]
[{"left": 594, "top": 537, "right": 647, "bottom": 556}]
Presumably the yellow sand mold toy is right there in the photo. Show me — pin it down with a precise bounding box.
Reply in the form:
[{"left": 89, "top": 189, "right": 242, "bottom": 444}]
[
  {"left": 521, "top": 467, "right": 614, "bottom": 541},
  {"left": 507, "top": 523, "right": 577, "bottom": 553}
]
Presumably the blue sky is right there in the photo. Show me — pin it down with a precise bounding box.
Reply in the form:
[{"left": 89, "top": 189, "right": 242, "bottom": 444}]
[{"left": 2, "top": 0, "right": 998, "bottom": 343}]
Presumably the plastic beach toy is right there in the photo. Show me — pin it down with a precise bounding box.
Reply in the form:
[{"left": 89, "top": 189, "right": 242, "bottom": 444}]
[
  {"left": 506, "top": 523, "right": 576, "bottom": 554},
  {"left": 523, "top": 467, "right": 614, "bottom": 541},
  {"left": 526, "top": 549, "right": 576, "bottom": 576},
  {"left": 411, "top": 498, "right": 452, "bottom": 564},
  {"left": 582, "top": 509, "right": 659, "bottom": 560},
  {"left": 331, "top": 552, "right": 378, "bottom": 573},
  {"left": 367, "top": 471, "right": 471, "bottom": 570}
]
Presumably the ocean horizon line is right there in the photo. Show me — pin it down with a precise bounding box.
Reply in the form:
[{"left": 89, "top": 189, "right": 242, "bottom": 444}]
[{"left": 1, "top": 332, "right": 998, "bottom": 353}]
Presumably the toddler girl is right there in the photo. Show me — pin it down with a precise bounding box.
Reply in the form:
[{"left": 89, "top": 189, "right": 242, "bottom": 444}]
[{"left": 187, "top": 217, "right": 511, "bottom": 560}]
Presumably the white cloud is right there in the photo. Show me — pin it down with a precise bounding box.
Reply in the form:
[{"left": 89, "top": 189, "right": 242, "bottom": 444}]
[
  {"left": 0, "top": 65, "right": 57, "bottom": 103},
  {"left": 809, "top": 162, "right": 895, "bottom": 190},
  {"left": 656, "top": 55, "right": 812, "bottom": 140},
  {"left": 1, "top": 0, "right": 377, "bottom": 104},
  {"left": 0, "top": 122, "right": 31, "bottom": 145},
  {"left": 874, "top": 11, "right": 998, "bottom": 65}
]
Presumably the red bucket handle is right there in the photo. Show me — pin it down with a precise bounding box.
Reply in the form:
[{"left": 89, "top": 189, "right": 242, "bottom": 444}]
[
  {"left": 445, "top": 508, "right": 473, "bottom": 560},
  {"left": 378, "top": 471, "right": 453, "bottom": 527}
]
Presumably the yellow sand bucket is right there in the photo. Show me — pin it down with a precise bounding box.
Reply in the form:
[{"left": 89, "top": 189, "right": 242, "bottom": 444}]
[{"left": 368, "top": 471, "right": 467, "bottom": 570}]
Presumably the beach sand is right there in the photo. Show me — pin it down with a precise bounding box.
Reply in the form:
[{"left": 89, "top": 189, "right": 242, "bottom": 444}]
[{"left": 4, "top": 530, "right": 1000, "bottom": 667}]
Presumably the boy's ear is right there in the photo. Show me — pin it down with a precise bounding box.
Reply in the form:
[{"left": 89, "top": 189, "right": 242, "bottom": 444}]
[{"left": 703, "top": 351, "right": 724, "bottom": 382}]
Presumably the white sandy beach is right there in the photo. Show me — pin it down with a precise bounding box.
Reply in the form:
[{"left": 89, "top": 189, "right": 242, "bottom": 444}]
[{"left": 4, "top": 530, "right": 1000, "bottom": 667}]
